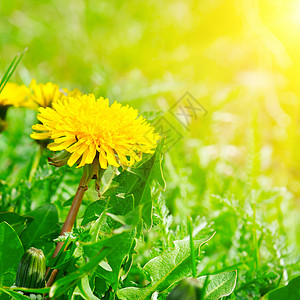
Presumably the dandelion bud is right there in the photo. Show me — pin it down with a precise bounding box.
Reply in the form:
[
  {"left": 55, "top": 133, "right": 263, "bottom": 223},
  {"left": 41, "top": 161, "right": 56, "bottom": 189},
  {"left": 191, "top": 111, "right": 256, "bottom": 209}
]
[{"left": 15, "top": 247, "right": 46, "bottom": 289}]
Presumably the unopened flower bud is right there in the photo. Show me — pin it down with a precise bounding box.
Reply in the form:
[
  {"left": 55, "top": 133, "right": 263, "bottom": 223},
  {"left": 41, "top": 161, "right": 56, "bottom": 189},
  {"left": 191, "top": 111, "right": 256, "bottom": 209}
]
[{"left": 15, "top": 247, "right": 46, "bottom": 289}]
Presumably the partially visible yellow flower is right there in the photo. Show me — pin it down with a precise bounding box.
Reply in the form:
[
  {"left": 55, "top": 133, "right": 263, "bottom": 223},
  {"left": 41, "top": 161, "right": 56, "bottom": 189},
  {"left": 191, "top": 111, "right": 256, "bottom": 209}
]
[
  {"left": 31, "top": 94, "right": 160, "bottom": 169},
  {"left": 29, "top": 79, "right": 63, "bottom": 108},
  {"left": 62, "top": 87, "right": 82, "bottom": 98},
  {"left": 29, "top": 79, "right": 83, "bottom": 108},
  {"left": 0, "top": 82, "right": 31, "bottom": 108}
]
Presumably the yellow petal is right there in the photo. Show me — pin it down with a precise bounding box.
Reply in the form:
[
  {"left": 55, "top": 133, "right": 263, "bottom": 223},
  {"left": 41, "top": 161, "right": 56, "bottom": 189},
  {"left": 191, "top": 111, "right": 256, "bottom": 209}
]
[
  {"left": 67, "top": 151, "right": 82, "bottom": 167},
  {"left": 104, "top": 146, "right": 119, "bottom": 167},
  {"left": 99, "top": 149, "right": 108, "bottom": 169},
  {"left": 77, "top": 143, "right": 89, "bottom": 156},
  {"left": 66, "top": 140, "right": 84, "bottom": 152},
  {"left": 77, "top": 148, "right": 90, "bottom": 168},
  {"left": 30, "top": 132, "right": 51, "bottom": 140},
  {"left": 48, "top": 139, "right": 76, "bottom": 151},
  {"left": 32, "top": 124, "right": 48, "bottom": 131},
  {"left": 85, "top": 144, "right": 96, "bottom": 164}
]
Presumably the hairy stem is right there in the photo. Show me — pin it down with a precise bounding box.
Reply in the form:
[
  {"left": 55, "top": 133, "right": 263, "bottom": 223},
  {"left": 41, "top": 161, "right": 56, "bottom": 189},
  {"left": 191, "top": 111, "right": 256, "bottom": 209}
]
[{"left": 46, "top": 173, "right": 88, "bottom": 287}]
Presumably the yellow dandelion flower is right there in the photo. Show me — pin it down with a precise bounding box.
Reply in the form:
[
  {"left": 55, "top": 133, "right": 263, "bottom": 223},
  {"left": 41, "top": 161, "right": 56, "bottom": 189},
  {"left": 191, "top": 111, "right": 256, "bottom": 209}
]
[
  {"left": 0, "top": 82, "right": 31, "bottom": 108},
  {"left": 29, "top": 79, "right": 81, "bottom": 108},
  {"left": 31, "top": 94, "right": 160, "bottom": 169},
  {"left": 29, "top": 79, "right": 64, "bottom": 108},
  {"left": 62, "top": 87, "right": 82, "bottom": 98}
]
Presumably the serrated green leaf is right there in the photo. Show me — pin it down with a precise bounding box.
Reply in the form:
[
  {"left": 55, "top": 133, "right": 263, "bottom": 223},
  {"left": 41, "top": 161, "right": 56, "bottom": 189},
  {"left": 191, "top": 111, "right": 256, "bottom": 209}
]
[
  {"left": 117, "top": 234, "right": 214, "bottom": 300},
  {"left": 204, "top": 271, "right": 237, "bottom": 300},
  {"left": 262, "top": 275, "right": 300, "bottom": 300},
  {"left": 115, "top": 140, "right": 165, "bottom": 228},
  {"left": 0, "top": 222, "right": 24, "bottom": 287}
]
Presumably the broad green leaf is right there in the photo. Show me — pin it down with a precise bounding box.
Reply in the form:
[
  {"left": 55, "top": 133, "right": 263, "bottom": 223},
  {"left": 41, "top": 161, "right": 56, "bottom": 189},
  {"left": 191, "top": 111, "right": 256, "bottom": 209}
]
[
  {"left": 0, "top": 222, "right": 24, "bottom": 287},
  {"left": 0, "top": 212, "right": 33, "bottom": 235},
  {"left": 20, "top": 203, "right": 59, "bottom": 251},
  {"left": 262, "top": 275, "right": 300, "bottom": 300},
  {"left": 117, "top": 234, "right": 214, "bottom": 300},
  {"left": 204, "top": 271, "right": 237, "bottom": 300}
]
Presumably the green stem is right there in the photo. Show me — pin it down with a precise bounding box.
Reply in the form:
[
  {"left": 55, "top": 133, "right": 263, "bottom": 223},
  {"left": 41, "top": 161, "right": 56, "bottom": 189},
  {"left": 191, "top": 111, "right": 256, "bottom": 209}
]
[
  {"left": 252, "top": 202, "right": 259, "bottom": 271},
  {"left": 28, "top": 144, "right": 43, "bottom": 182},
  {"left": 187, "top": 215, "right": 196, "bottom": 278},
  {"left": 46, "top": 164, "right": 105, "bottom": 287},
  {"left": 46, "top": 173, "right": 88, "bottom": 287}
]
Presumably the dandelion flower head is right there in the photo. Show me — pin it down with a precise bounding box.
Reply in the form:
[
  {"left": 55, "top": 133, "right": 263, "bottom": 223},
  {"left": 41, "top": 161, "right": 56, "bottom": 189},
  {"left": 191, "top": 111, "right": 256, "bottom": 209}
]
[
  {"left": 29, "top": 79, "right": 81, "bottom": 108},
  {"left": 0, "top": 82, "right": 31, "bottom": 108},
  {"left": 31, "top": 94, "right": 160, "bottom": 169}
]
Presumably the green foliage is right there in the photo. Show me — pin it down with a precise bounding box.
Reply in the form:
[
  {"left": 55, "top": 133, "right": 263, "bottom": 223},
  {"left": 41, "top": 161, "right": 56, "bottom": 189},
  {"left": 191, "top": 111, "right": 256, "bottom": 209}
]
[
  {"left": 204, "top": 271, "right": 237, "bottom": 299},
  {"left": 0, "top": 212, "right": 32, "bottom": 235},
  {"left": 117, "top": 235, "right": 214, "bottom": 300},
  {"left": 1, "top": 6, "right": 299, "bottom": 296},
  {"left": 94, "top": 229, "right": 136, "bottom": 290},
  {"left": 0, "top": 222, "right": 23, "bottom": 287},
  {"left": 262, "top": 275, "right": 300, "bottom": 300},
  {"left": 50, "top": 233, "right": 126, "bottom": 298},
  {"left": 0, "top": 49, "right": 25, "bottom": 94},
  {"left": 166, "top": 271, "right": 237, "bottom": 300},
  {"left": 20, "top": 203, "right": 59, "bottom": 252},
  {"left": 0, "top": 111, "right": 298, "bottom": 299},
  {"left": 0, "top": 287, "right": 30, "bottom": 300}
]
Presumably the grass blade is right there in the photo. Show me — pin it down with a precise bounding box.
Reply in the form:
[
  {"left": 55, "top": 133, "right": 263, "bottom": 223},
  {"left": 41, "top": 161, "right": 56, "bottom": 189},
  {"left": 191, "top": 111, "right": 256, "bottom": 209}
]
[{"left": 0, "top": 47, "right": 27, "bottom": 94}]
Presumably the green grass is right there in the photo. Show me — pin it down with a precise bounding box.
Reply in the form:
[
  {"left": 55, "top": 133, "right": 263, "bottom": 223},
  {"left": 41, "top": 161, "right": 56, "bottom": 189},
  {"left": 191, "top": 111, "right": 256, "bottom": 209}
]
[
  {"left": 0, "top": 103, "right": 299, "bottom": 299},
  {"left": 1, "top": 0, "right": 300, "bottom": 299}
]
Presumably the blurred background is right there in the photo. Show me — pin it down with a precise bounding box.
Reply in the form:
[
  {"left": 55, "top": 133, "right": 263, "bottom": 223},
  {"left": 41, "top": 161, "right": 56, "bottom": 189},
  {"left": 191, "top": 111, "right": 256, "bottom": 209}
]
[{"left": 0, "top": 0, "right": 299, "bottom": 264}]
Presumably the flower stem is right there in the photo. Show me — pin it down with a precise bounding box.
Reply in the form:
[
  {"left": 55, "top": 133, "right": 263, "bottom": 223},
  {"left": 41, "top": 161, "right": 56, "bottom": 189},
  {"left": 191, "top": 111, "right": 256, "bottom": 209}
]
[
  {"left": 28, "top": 144, "right": 43, "bottom": 182},
  {"left": 46, "top": 161, "right": 106, "bottom": 287},
  {"left": 46, "top": 173, "right": 88, "bottom": 287}
]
